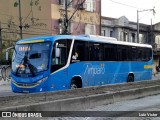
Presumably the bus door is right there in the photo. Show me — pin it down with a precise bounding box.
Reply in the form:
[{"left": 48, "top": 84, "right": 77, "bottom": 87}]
[{"left": 50, "top": 39, "right": 72, "bottom": 90}]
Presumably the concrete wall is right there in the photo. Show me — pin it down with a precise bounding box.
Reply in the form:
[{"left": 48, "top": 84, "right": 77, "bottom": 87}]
[{"left": 1, "top": 80, "right": 160, "bottom": 111}]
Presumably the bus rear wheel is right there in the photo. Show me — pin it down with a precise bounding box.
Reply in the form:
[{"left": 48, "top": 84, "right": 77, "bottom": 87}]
[
  {"left": 127, "top": 74, "right": 134, "bottom": 82},
  {"left": 71, "top": 81, "right": 78, "bottom": 89}
]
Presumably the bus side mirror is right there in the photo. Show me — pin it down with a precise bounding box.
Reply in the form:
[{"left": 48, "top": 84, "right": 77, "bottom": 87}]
[
  {"left": 6, "top": 51, "right": 8, "bottom": 61},
  {"left": 6, "top": 46, "right": 14, "bottom": 61},
  {"left": 55, "top": 48, "right": 60, "bottom": 58}
]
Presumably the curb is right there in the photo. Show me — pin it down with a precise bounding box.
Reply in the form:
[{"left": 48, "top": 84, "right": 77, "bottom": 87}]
[{"left": 1, "top": 84, "right": 160, "bottom": 111}]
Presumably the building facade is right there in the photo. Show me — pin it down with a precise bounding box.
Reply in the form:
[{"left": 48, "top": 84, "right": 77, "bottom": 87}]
[
  {"left": 101, "top": 16, "right": 150, "bottom": 44},
  {"left": 51, "top": 0, "right": 101, "bottom": 35},
  {"left": 101, "top": 16, "right": 160, "bottom": 74},
  {"left": 0, "top": 0, "right": 101, "bottom": 61},
  {"left": 0, "top": 0, "right": 101, "bottom": 39}
]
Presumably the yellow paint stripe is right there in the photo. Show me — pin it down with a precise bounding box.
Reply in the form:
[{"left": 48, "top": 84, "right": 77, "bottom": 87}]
[
  {"left": 12, "top": 82, "right": 39, "bottom": 88},
  {"left": 144, "top": 65, "right": 152, "bottom": 69},
  {"left": 19, "top": 40, "right": 44, "bottom": 44}
]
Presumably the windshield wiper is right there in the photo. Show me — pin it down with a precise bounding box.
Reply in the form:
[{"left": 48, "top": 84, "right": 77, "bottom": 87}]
[
  {"left": 15, "top": 51, "right": 37, "bottom": 76},
  {"left": 24, "top": 55, "right": 37, "bottom": 75},
  {"left": 15, "top": 55, "right": 24, "bottom": 75}
]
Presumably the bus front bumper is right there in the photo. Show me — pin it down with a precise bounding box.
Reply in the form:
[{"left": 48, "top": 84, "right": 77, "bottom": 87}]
[{"left": 11, "top": 77, "right": 49, "bottom": 93}]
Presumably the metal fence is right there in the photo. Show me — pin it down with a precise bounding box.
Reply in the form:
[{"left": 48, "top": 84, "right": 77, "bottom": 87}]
[{"left": 0, "top": 65, "right": 11, "bottom": 82}]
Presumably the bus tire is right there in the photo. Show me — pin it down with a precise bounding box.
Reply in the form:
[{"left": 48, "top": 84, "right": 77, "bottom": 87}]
[
  {"left": 71, "top": 81, "right": 78, "bottom": 89},
  {"left": 127, "top": 74, "right": 134, "bottom": 82},
  {"left": 70, "top": 78, "right": 82, "bottom": 89}
]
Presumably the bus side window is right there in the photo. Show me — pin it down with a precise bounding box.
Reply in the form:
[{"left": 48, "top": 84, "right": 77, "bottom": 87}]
[
  {"left": 72, "top": 40, "right": 89, "bottom": 62},
  {"left": 51, "top": 39, "right": 72, "bottom": 73},
  {"left": 89, "top": 42, "right": 104, "bottom": 61},
  {"left": 104, "top": 44, "right": 117, "bottom": 61}
]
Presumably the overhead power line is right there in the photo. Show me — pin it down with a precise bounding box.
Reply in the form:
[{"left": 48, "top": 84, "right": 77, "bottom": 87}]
[
  {"left": 1, "top": 21, "right": 54, "bottom": 33},
  {"left": 108, "top": 0, "right": 143, "bottom": 9},
  {"left": 1, "top": 30, "right": 50, "bottom": 36}
]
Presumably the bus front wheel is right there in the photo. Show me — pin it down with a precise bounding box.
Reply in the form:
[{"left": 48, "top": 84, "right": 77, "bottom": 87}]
[
  {"left": 71, "top": 81, "right": 78, "bottom": 89},
  {"left": 127, "top": 74, "right": 134, "bottom": 82},
  {"left": 70, "top": 78, "right": 82, "bottom": 89}
]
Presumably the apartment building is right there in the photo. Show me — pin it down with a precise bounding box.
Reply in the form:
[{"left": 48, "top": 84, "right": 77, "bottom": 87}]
[
  {"left": 0, "top": 0, "right": 101, "bottom": 38},
  {"left": 0, "top": 0, "right": 101, "bottom": 53},
  {"left": 51, "top": 0, "right": 101, "bottom": 35},
  {"left": 101, "top": 16, "right": 150, "bottom": 44},
  {"left": 101, "top": 16, "right": 160, "bottom": 74},
  {"left": 0, "top": 0, "right": 101, "bottom": 61}
]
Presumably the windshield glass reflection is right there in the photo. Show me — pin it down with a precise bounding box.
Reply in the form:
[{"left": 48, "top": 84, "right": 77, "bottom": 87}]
[{"left": 12, "top": 42, "right": 51, "bottom": 75}]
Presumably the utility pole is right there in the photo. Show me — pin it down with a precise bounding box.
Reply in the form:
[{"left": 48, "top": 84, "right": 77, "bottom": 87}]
[
  {"left": 62, "top": 0, "right": 86, "bottom": 34},
  {"left": 18, "top": 0, "right": 23, "bottom": 39},
  {"left": 150, "top": 19, "right": 155, "bottom": 48},
  {"left": 0, "top": 22, "right": 2, "bottom": 61},
  {"left": 64, "top": 0, "right": 68, "bottom": 34},
  {"left": 137, "top": 10, "right": 139, "bottom": 43},
  {"left": 137, "top": 7, "right": 155, "bottom": 43},
  {"left": 0, "top": 22, "right": 2, "bottom": 58}
]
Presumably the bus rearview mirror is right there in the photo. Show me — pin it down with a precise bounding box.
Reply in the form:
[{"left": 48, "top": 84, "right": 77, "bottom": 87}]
[
  {"left": 6, "top": 51, "right": 8, "bottom": 61},
  {"left": 55, "top": 48, "right": 60, "bottom": 57},
  {"left": 6, "top": 46, "right": 14, "bottom": 61}
]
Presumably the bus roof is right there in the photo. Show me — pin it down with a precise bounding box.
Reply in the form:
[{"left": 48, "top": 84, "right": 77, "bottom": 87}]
[
  {"left": 17, "top": 35, "right": 152, "bottom": 48},
  {"left": 76, "top": 35, "right": 152, "bottom": 48}
]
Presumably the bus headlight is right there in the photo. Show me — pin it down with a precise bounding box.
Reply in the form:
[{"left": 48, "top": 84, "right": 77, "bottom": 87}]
[
  {"left": 37, "top": 76, "right": 48, "bottom": 84},
  {"left": 11, "top": 77, "right": 16, "bottom": 83}
]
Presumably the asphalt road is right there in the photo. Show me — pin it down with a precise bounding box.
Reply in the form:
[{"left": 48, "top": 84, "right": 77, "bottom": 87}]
[{"left": 39, "top": 94, "right": 160, "bottom": 120}]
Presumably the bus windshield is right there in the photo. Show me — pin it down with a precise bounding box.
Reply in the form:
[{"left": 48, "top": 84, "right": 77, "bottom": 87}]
[{"left": 12, "top": 42, "right": 51, "bottom": 75}]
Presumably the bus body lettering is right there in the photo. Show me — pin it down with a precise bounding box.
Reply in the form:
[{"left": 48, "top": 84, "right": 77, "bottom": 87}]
[{"left": 84, "top": 63, "right": 105, "bottom": 76}]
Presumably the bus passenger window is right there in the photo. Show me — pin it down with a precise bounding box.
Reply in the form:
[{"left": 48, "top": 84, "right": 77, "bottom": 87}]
[
  {"left": 72, "top": 51, "right": 79, "bottom": 60},
  {"left": 51, "top": 39, "right": 72, "bottom": 73},
  {"left": 71, "top": 40, "right": 89, "bottom": 62},
  {"left": 89, "top": 42, "right": 104, "bottom": 61}
]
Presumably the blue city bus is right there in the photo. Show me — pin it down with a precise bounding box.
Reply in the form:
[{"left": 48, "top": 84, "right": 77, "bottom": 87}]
[{"left": 7, "top": 35, "right": 153, "bottom": 93}]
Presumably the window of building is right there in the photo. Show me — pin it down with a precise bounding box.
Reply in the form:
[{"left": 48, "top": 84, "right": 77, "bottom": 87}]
[
  {"left": 131, "top": 33, "right": 135, "bottom": 43},
  {"left": 101, "top": 30, "right": 106, "bottom": 36},
  {"left": 85, "top": 0, "right": 96, "bottom": 12},
  {"left": 59, "top": 0, "right": 72, "bottom": 8},
  {"left": 120, "top": 31, "right": 128, "bottom": 41},
  {"left": 139, "top": 34, "right": 144, "bottom": 43},
  {"left": 120, "top": 31, "right": 123, "bottom": 41},
  {"left": 123, "top": 32, "right": 128, "bottom": 42},
  {"left": 110, "top": 31, "right": 113, "bottom": 37},
  {"left": 85, "top": 24, "right": 96, "bottom": 35},
  {"left": 155, "top": 35, "right": 160, "bottom": 48}
]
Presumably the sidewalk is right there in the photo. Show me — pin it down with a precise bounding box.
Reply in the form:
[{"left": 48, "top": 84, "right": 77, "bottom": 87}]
[
  {"left": 152, "top": 73, "right": 160, "bottom": 80},
  {"left": 0, "top": 79, "right": 11, "bottom": 91}
]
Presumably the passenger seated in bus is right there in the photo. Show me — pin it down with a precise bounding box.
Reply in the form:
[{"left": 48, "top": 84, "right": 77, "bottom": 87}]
[{"left": 72, "top": 52, "right": 78, "bottom": 60}]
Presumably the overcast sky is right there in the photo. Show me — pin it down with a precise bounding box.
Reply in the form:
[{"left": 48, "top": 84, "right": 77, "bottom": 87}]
[{"left": 101, "top": 0, "right": 160, "bottom": 25}]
